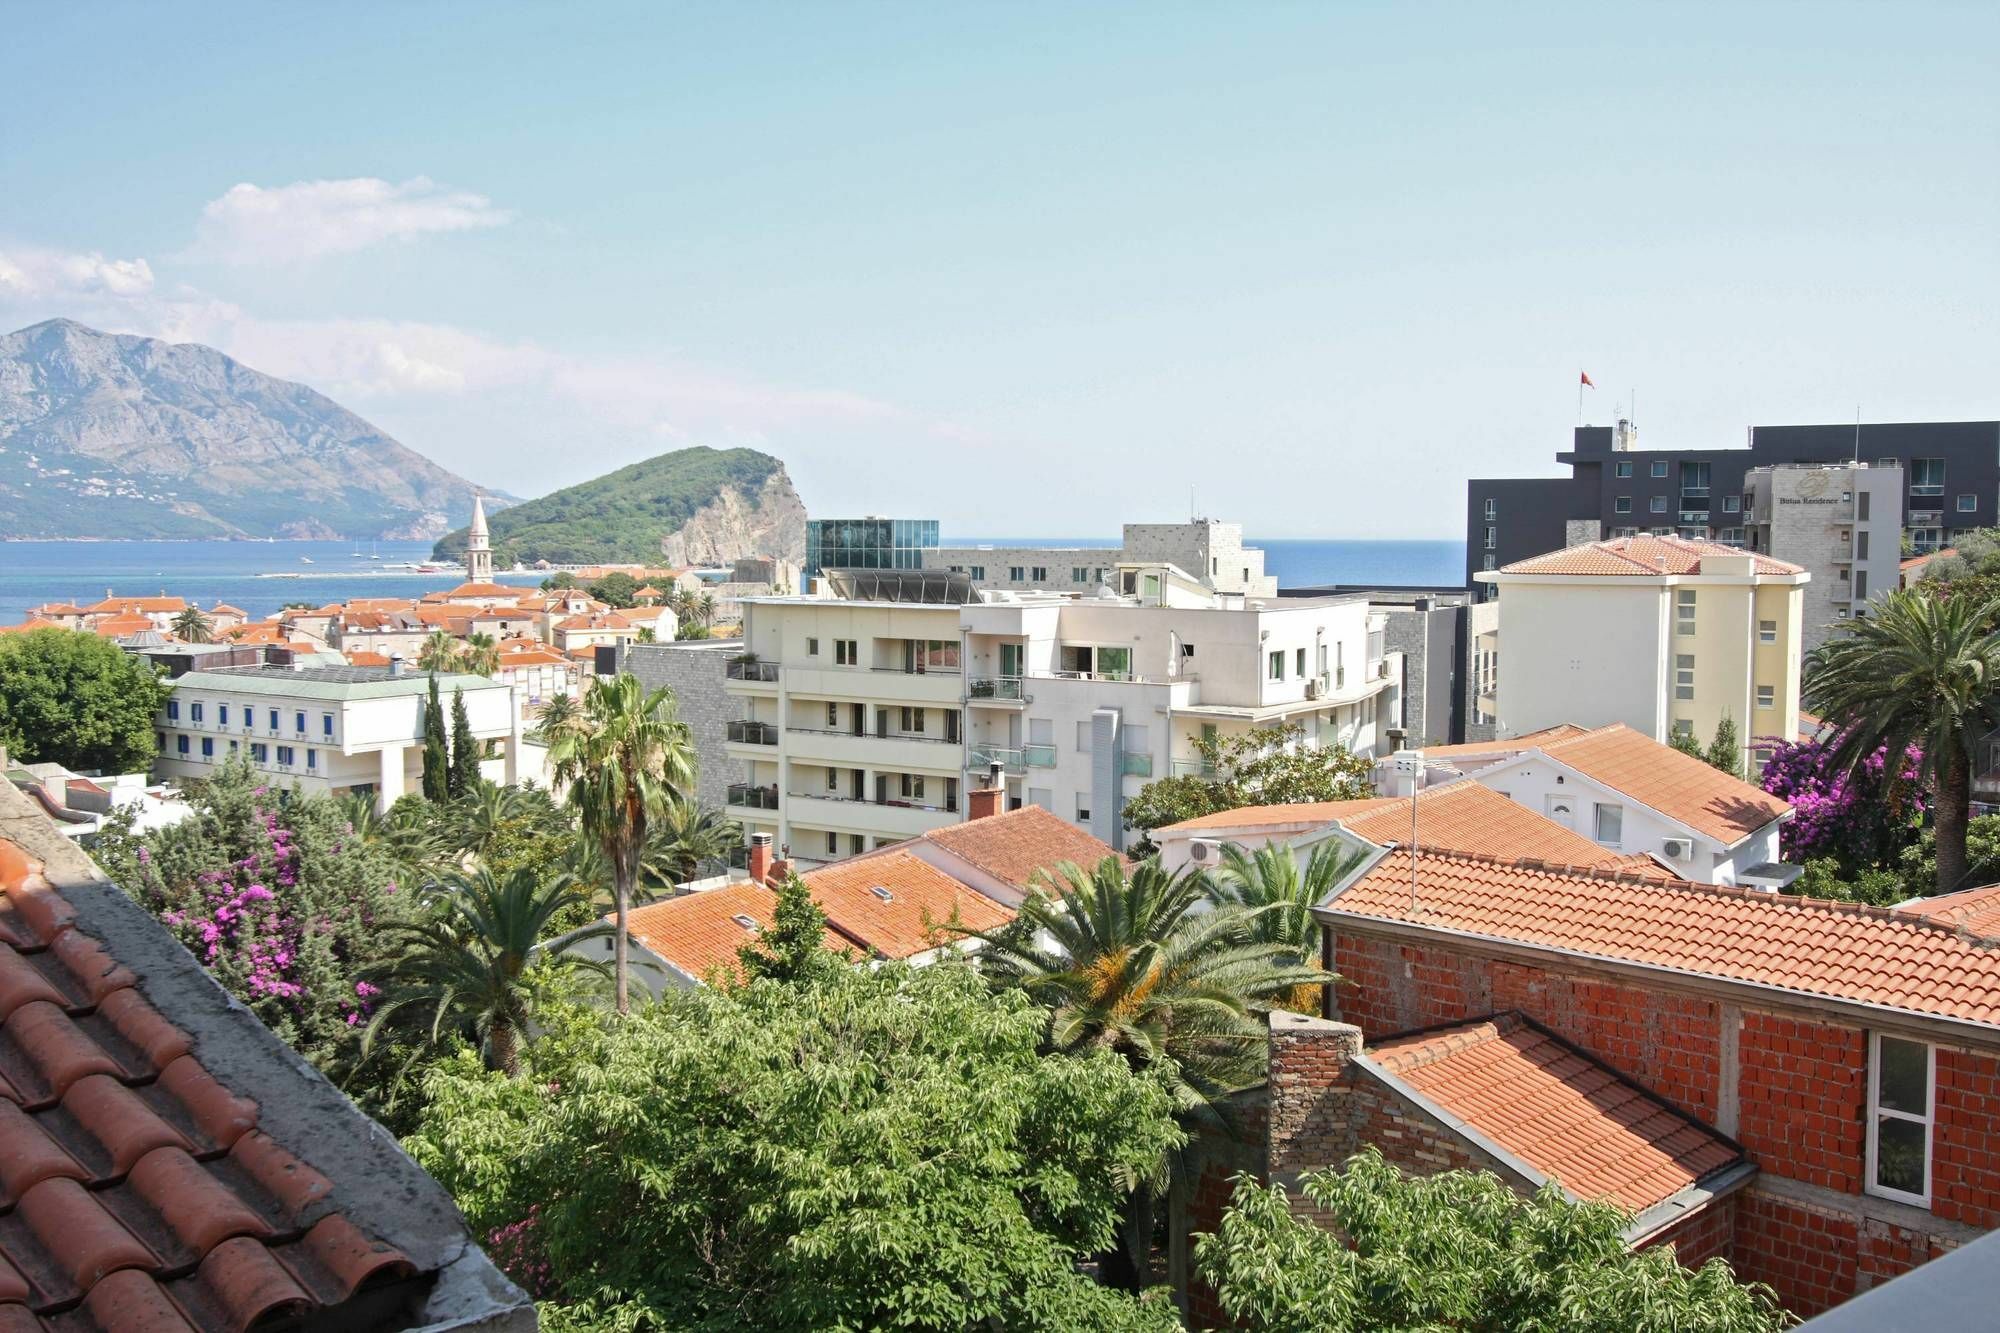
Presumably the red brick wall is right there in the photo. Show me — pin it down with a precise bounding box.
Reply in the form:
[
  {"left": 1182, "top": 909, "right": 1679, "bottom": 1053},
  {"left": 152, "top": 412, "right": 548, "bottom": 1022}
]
[
  {"left": 1733, "top": 1013, "right": 1865, "bottom": 1193},
  {"left": 1640, "top": 1197, "right": 1736, "bottom": 1268},
  {"left": 1347, "top": 1068, "right": 1506, "bottom": 1181},
  {"left": 1732, "top": 1189, "right": 1858, "bottom": 1316},
  {"left": 1933, "top": 1045, "right": 2000, "bottom": 1228}
]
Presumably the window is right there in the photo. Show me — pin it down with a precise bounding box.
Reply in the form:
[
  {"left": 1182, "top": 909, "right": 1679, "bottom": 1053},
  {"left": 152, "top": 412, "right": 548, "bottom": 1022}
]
[
  {"left": 1673, "top": 718, "right": 1694, "bottom": 738},
  {"left": 267, "top": 709, "right": 278, "bottom": 730},
  {"left": 306, "top": 749, "right": 316, "bottom": 771},
  {"left": 1614, "top": 461, "right": 1633, "bottom": 478},
  {"left": 826, "top": 703, "right": 839, "bottom": 727},
  {"left": 218, "top": 704, "right": 229, "bottom": 726},
  {"left": 1910, "top": 458, "right": 1945, "bottom": 496},
  {"left": 1650, "top": 460, "right": 1669, "bottom": 478},
  {"left": 827, "top": 767, "right": 839, "bottom": 791},
  {"left": 1722, "top": 495, "right": 1740, "bottom": 513},
  {"left": 1959, "top": 494, "right": 1978, "bottom": 513},
  {"left": 1614, "top": 496, "right": 1632, "bottom": 514},
  {"left": 167, "top": 700, "right": 180, "bottom": 722},
  {"left": 834, "top": 639, "right": 858, "bottom": 666},
  {"left": 1072, "top": 567, "right": 1088, "bottom": 583},
  {"left": 1868, "top": 1034, "right": 1932, "bottom": 1204},
  {"left": 1855, "top": 571, "right": 1869, "bottom": 600},
  {"left": 228, "top": 740, "right": 237, "bottom": 753},
  {"left": 200, "top": 738, "right": 213, "bottom": 758},
  {"left": 1483, "top": 498, "right": 1497, "bottom": 519},
  {"left": 1030, "top": 566, "right": 1047, "bottom": 581},
  {"left": 1295, "top": 647, "right": 1306, "bottom": 677},
  {"left": 1593, "top": 803, "right": 1622, "bottom": 846},
  {"left": 969, "top": 566, "right": 984, "bottom": 580},
  {"left": 807, "top": 637, "right": 819, "bottom": 656},
  {"left": 294, "top": 711, "right": 306, "bottom": 734},
  {"left": 1856, "top": 531, "right": 1871, "bottom": 560},
  {"left": 1680, "top": 461, "right": 1711, "bottom": 496},
  {"left": 1650, "top": 496, "right": 1667, "bottom": 513},
  {"left": 1757, "top": 684, "right": 1775, "bottom": 709},
  {"left": 249, "top": 743, "right": 267, "bottom": 762},
  {"left": 322, "top": 713, "right": 334, "bottom": 737},
  {"left": 1482, "top": 554, "right": 1497, "bottom": 570},
  {"left": 901, "top": 706, "right": 924, "bottom": 733},
  {"left": 1075, "top": 798, "right": 1091, "bottom": 824},
  {"left": 1675, "top": 654, "right": 1695, "bottom": 700},
  {"left": 901, "top": 774, "right": 926, "bottom": 799},
  {"left": 1076, "top": 720, "right": 1093, "bottom": 753},
  {"left": 1008, "top": 566, "right": 1024, "bottom": 581},
  {"left": 1268, "top": 650, "right": 1285, "bottom": 681},
  {"left": 190, "top": 702, "right": 204, "bottom": 723},
  {"left": 826, "top": 832, "right": 839, "bottom": 855},
  {"left": 1758, "top": 619, "right": 1777, "bottom": 644},
  {"left": 276, "top": 746, "right": 294, "bottom": 766},
  {"left": 1483, "top": 526, "right": 1496, "bottom": 549},
  {"left": 1676, "top": 589, "right": 1697, "bottom": 636},
  {"left": 176, "top": 735, "right": 189, "bottom": 755}
]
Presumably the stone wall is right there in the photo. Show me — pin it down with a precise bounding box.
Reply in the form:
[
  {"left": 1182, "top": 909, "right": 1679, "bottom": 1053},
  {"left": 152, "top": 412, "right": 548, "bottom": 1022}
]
[{"left": 617, "top": 639, "right": 744, "bottom": 811}]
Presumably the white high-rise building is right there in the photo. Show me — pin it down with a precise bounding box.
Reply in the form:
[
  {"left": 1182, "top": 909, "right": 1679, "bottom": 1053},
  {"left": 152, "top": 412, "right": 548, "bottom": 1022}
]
[{"left": 722, "top": 565, "right": 1400, "bottom": 864}]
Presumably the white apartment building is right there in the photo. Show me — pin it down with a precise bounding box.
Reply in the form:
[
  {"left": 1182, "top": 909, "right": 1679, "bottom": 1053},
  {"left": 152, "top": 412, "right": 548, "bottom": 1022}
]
[
  {"left": 153, "top": 665, "right": 527, "bottom": 811},
  {"left": 1743, "top": 462, "right": 1903, "bottom": 653},
  {"left": 926, "top": 518, "right": 1279, "bottom": 597},
  {"left": 723, "top": 567, "right": 1400, "bottom": 864}
]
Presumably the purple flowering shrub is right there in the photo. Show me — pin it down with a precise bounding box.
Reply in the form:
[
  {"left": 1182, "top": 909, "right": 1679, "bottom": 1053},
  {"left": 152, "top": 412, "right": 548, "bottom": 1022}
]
[
  {"left": 94, "top": 758, "right": 418, "bottom": 1098},
  {"left": 1757, "top": 734, "right": 1927, "bottom": 871}
]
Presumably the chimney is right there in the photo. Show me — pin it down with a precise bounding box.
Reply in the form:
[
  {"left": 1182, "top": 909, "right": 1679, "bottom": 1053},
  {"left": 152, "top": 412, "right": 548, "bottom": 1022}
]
[
  {"left": 1266, "top": 1011, "right": 1365, "bottom": 1181},
  {"left": 766, "top": 856, "right": 793, "bottom": 886},
  {"left": 389, "top": 654, "right": 406, "bottom": 677},
  {"left": 748, "top": 831, "right": 773, "bottom": 885},
  {"left": 967, "top": 761, "right": 1006, "bottom": 821}
]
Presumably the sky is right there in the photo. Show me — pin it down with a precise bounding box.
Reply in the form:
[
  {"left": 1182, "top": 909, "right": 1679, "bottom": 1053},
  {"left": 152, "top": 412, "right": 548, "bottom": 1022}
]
[{"left": 3, "top": 2, "right": 1996, "bottom": 538}]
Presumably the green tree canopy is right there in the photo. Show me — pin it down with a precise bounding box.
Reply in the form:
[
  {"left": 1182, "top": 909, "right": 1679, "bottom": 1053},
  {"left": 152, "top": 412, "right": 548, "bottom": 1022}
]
[
  {"left": 404, "top": 962, "right": 1185, "bottom": 1332},
  {"left": 448, "top": 687, "right": 480, "bottom": 798},
  {"left": 1196, "top": 1149, "right": 1790, "bottom": 1332},
  {"left": 586, "top": 571, "right": 639, "bottom": 608},
  {"left": 1121, "top": 723, "right": 1373, "bottom": 849},
  {"left": 1705, "top": 713, "right": 1744, "bottom": 779},
  {"left": 0, "top": 628, "right": 168, "bottom": 772},
  {"left": 421, "top": 676, "right": 450, "bottom": 802}
]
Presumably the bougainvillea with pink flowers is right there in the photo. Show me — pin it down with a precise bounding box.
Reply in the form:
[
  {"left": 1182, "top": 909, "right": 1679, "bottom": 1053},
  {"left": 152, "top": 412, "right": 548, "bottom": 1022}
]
[
  {"left": 1756, "top": 733, "right": 1928, "bottom": 871},
  {"left": 94, "top": 758, "right": 419, "bottom": 1110}
]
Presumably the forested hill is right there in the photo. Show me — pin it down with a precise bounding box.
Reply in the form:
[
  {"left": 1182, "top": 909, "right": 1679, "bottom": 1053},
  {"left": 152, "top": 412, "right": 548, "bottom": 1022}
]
[{"left": 432, "top": 446, "right": 807, "bottom": 567}]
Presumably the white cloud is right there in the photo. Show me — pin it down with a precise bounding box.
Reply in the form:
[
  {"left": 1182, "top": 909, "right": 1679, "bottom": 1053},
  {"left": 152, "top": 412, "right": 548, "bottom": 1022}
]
[
  {"left": 0, "top": 246, "right": 155, "bottom": 300},
  {"left": 188, "top": 177, "right": 511, "bottom": 265}
]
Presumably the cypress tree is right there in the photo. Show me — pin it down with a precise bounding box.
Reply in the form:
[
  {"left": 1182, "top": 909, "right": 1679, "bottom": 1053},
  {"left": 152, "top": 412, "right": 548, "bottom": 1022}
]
[
  {"left": 1705, "top": 713, "right": 1744, "bottom": 780},
  {"left": 421, "top": 675, "right": 451, "bottom": 802},
  {"left": 449, "top": 687, "right": 480, "bottom": 797}
]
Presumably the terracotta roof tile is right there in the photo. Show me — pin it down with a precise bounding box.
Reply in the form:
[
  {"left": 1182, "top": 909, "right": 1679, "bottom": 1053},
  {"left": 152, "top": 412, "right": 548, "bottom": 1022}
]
[
  {"left": 622, "top": 883, "right": 851, "bottom": 984},
  {"left": 1497, "top": 534, "right": 1803, "bottom": 578},
  {"left": 1327, "top": 847, "right": 2000, "bottom": 1027},
  {"left": 1413, "top": 724, "right": 1593, "bottom": 759},
  {"left": 914, "top": 806, "right": 1123, "bottom": 892},
  {"left": 801, "top": 851, "right": 1015, "bottom": 960},
  {"left": 1369, "top": 1013, "right": 1747, "bottom": 1213},
  {"left": 84, "top": 598, "right": 187, "bottom": 616},
  {"left": 1898, "top": 882, "right": 2000, "bottom": 938},
  {"left": 1538, "top": 724, "right": 1789, "bottom": 844},
  {"left": 0, "top": 840, "right": 427, "bottom": 1327}
]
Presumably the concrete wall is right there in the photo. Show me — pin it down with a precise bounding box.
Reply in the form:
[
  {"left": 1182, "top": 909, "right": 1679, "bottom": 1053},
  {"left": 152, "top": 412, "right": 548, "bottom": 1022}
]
[
  {"left": 1492, "top": 581, "right": 1670, "bottom": 740},
  {"left": 1378, "top": 599, "right": 1464, "bottom": 745},
  {"left": 619, "top": 639, "right": 746, "bottom": 812}
]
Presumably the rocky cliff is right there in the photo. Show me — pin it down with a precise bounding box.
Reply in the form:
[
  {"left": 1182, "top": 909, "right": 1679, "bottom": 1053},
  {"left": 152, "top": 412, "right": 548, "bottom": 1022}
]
[
  {"left": 658, "top": 467, "right": 807, "bottom": 567},
  {"left": 0, "top": 319, "right": 503, "bottom": 540}
]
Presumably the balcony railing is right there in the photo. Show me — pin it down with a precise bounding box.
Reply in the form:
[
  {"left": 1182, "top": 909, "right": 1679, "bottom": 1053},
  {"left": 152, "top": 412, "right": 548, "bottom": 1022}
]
[
  {"left": 968, "top": 676, "right": 1026, "bottom": 701},
  {"left": 787, "top": 725, "right": 960, "bottom": 745},
  {"left": 968, "top": 746, "right": 1025, "bottom": 775},
  {"left": 1024, "top": 744, "right": 1057, "bottom": 768},
  {"left": 726, "top": 659, "right": 780, "bottom": 682},
  {"left": 1119, "top": 752, "right": 1154, "bottom": 777},
  {"left": 1680, "top": 487, "right": 1710, "bottom": 500},
  {"left": 726, "top": 783, "right": 780, "bottom": 811},
  {"left": 1171, "top": 759, "right": 1219, "bottom": 779},
  {"left": 790, "top": 791, "right": 959, "bottom": 816},
  {"left": 726, "top": 720, "right": 778, "bottom": 745}
]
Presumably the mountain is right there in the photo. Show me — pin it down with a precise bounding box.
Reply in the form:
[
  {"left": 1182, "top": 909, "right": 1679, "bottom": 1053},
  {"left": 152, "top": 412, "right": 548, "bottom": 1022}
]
[
  {"left": 433, "top": 446, "right": 807, "bottom": 567},
  {"left": 0, "top": 319, "right": 508, "bottom": 540}
]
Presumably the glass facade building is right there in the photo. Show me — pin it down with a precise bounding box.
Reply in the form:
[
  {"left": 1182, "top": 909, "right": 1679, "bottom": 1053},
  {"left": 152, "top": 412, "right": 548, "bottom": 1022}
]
[{"left": 804, "top": 518, "right": 939, "bottom": 578}]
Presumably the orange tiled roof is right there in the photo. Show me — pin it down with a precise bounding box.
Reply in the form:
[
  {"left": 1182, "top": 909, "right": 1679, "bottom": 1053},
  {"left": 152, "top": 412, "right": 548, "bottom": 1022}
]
[
  {"left": 1898, "top": 882, "right": 2000, "bottom": 938},
  {"left": 623, "top": 883, "right": 851, "bottom": 983},
  {"left": 27, "top": 604, "right": 85, "bottom": 617},
  {"left": 1160, "top": 797, "right": 1402, "bottom": 834},
  {"left": 1497, "top": 535, "right": 1803, "bottom": 578},
  {"left": 1327, "top": 847, "right": 2000, "bottom": 1027},
  {"left": 1414, "top": 724, "right": 1593, "bottom": 759},
  {"left": 1538, "top": 724, "right": 1789, "bottom": 845},
  {"left": 1369, "top": 1013, "right": 1747, "bottom": 1213},
  {"left": 207, "top": 603, "right": 246, "bottom": 616},
  {"left": 0, "top": 840, "right": 422, "bottom": 1327},
  {"left": 916, "top": 806, "right": 1123, "bottom": 892},
  {"left": 803, "top": 851, "right": 1015, "bottom": 960},
  {"left": 443, "top": 582, "right": 517, "bottom": 598},
  {"left": 0, "top": 619, "right": 63, "bottom": 635},
  {"left": 90, "top": 615, "right": 156, "bottom": 637},
  {"left": 344, "top": 651, "right": 392, "bottom": 668},
  {"left": 84, "top": 597, "right": 186, "bottom": 615}
]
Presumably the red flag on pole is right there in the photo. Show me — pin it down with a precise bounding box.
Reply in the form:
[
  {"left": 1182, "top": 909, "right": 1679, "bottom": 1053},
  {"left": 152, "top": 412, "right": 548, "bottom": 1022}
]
[{"left": 1580, "top": 371, "right": 1595, "bottom": 388}]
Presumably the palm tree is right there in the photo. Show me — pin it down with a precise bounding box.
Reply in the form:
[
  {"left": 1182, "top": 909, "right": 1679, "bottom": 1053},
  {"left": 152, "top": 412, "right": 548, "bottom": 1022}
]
[
  {"left": 696, "top": 592, "right": 717, "bottom": 628},
  {"left": 454, "top": 781, "right": 530, "bottom": 862},
  {"left": 529, "top": 693, "right": 578, "bottom": 744},
  {"left": 970, "top": 853, "right": 1331, "bottom": 1288},
  {"left": 1208, "top": 838, "right": 1368, "bottom": 972},
  {"left": 635, "top": 626, "right": 657, "bottom": 644},
  {"left": 170, "top": 607, "right": 214, "bottom": 643},
  {"left": 417, "top": 630, "right": 463, "bottom": 673},
  {"left": 545, "top": 674, "right": 696, "bottom": 1012},
  {"left": 1806, "top": 587, "right": 2000, "bottom": 895},
  {"left": 364, "top": 866, "right": 608, "bottom": 1074},
  {"left": 462, "top": 632, "right": 500, "bottom": 677},
  {"left": 341, "top": 793, "right": 446, "bottom": 886},
  {"left": 647, "top": 799, "right": 742, "bottom": 887},
  {"left": 667, "top": 586, "right": 696, "bottom": 628}
]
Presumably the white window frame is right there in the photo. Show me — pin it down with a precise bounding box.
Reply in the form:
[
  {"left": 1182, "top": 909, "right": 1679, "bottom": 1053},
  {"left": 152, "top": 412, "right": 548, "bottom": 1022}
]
[
  {"left": 1756, "top": 685, "right": 1775, "bottom": 709},
  {"left": 1758, "top": 619, "right": 1777, "bottom": 644},
  {"left": 1592, "top": 803, "right": 1623, "bottom": 847},
  {"left": 1484, "top": 498, "right": 1497, "bottom": 519},
  {"left": 1866, "top": 1032, "right": 1934, "bottom": 1207},
  {"left": 1675, "top": 654, "right": 1695, "bottom": 700},
  {"left": 1676, "top": 589, "right": 1697, "bottom": 636},
  {"left": 1651, "top": 460, "right": 1669, "bottom": 478},
  {"left": 1958, "top": 494, "right": 1978, "bottom": 513},
  {"left": 1650, "top": 496, "right": 1667, "bottom": 514}
]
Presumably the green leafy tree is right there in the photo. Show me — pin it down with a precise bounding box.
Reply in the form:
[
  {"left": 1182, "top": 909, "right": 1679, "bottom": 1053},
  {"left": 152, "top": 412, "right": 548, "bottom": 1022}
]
[
  {"left": 0, "top": 628, "right": 169, "bottom": 772},
  {"left": 170, "top": 606, "right": 214, "bottom": 643},
  {"left": 545, "top": 674, "right": 696, "bottom": 1012},
  {"left": 448, "top": 688, "right": 480, "bottom": 798},
  {"left": 421, "top": 676, "right": 451, "bottom": 802},
  {"left": 341, "top": 793, "right": 449, "bottom": 886},
  {"left": 971, "top": 854, "right": 1330, "bottom": 1286},
  {"left": 676, "top": 622, "right": 712, "bottom": 641},
  {"left": 403, "top": 961, "right": 1186, "bottom": 1331},
  {"left": 1669, "top": 728, "right": 1707, "bottom": 760},
  {"left": 1806, "top": 588, "right": 2000, "bottom": 894},
  {"left": 1196, "top": 1149, "right": 1790, "bottom": 1332},
  {"left": 1787, "top": 857, "right": 1908, "bottom": 906},
  {"left": 1892, "top": 813, "right": 2000, "bottom": 901},
  {"left": 365, "top": 866, "right": 607, "bottom": 1075},
  {"left": 1706, "top": 713, "right": 1744, "bottom": 779},
  {"left": 540, "top": 572, "right": 579, "bottom": 591},
  {"left": 1121, "top": 723, "right": 1373, "bottom": 850},
  {"left": 635, "top": 625, "right": 657, "bottom": 644},
  {"left": 587, "top": 571, "right": 639, "bottom": 609},
  {"left": 736, "top": 872, "right": 840, "bottom": 984}
]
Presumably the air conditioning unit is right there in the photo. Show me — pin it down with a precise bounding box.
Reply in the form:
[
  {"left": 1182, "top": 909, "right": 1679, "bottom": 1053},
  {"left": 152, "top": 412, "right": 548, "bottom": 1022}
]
[
  {"left": 1662, "top": 837, "right": 1694, "bottom": 860},
  {"left": 1305, "top": 678, "right": 1322, "bottom": 700},
  {"left": 1187, "top": 838, "right": 1223, "bottom": 868}
]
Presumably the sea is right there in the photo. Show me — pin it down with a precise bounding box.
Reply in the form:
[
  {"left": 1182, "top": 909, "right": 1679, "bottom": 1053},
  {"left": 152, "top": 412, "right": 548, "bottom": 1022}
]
[{"left": 0, "top": 537, "right": 1468, "bottom": 626}]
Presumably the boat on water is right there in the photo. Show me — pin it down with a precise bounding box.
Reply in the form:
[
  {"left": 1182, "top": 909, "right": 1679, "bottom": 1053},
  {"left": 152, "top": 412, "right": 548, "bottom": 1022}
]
[{"left": 300, "top": 556, "right": 314, "bottom": 564}]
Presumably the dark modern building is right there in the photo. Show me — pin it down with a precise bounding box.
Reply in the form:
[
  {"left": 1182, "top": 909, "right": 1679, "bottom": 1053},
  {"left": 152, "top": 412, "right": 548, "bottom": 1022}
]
[
  {"left": 803, "top": 518, "right": 939, "bottom": 580},
  {"left": 1465, "top": 419, "right": 2000, "bottom": 592}
]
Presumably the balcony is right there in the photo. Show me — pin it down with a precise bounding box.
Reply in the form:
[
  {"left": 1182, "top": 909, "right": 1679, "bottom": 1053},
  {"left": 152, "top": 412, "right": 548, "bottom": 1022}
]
[
  {"left": 726, "top": 659, "right": 780, "bottom": 683},
  {"left": 785, "top": 726, "right": 964, "bottom": 772},
  {"left": 1171, "top": 759, "right": 1219, "bottom": 779},
  {"left": 968, "top": 676, "right": 1026, "bottom": 704},
  {"left": 725, "top": 720, "right": 778, "bottom": 746},
  {"left": 783, "top": 792, "right": 959, "bottom": 840},
  {"left": 1024, "top": 743, "right": 1057, "bottom": 768},
  {"left": 726, "top": 783, "right": 780, "bottom": 812},
  {"left": 1679, "top": 487, "right": 1710, "bottom": 501},
  {"left": 1119, "top": 751, "right": 1154, "bottom": 778},
  {"left": 968, "top": 745, "right": 1025, "bottom": 775}
]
